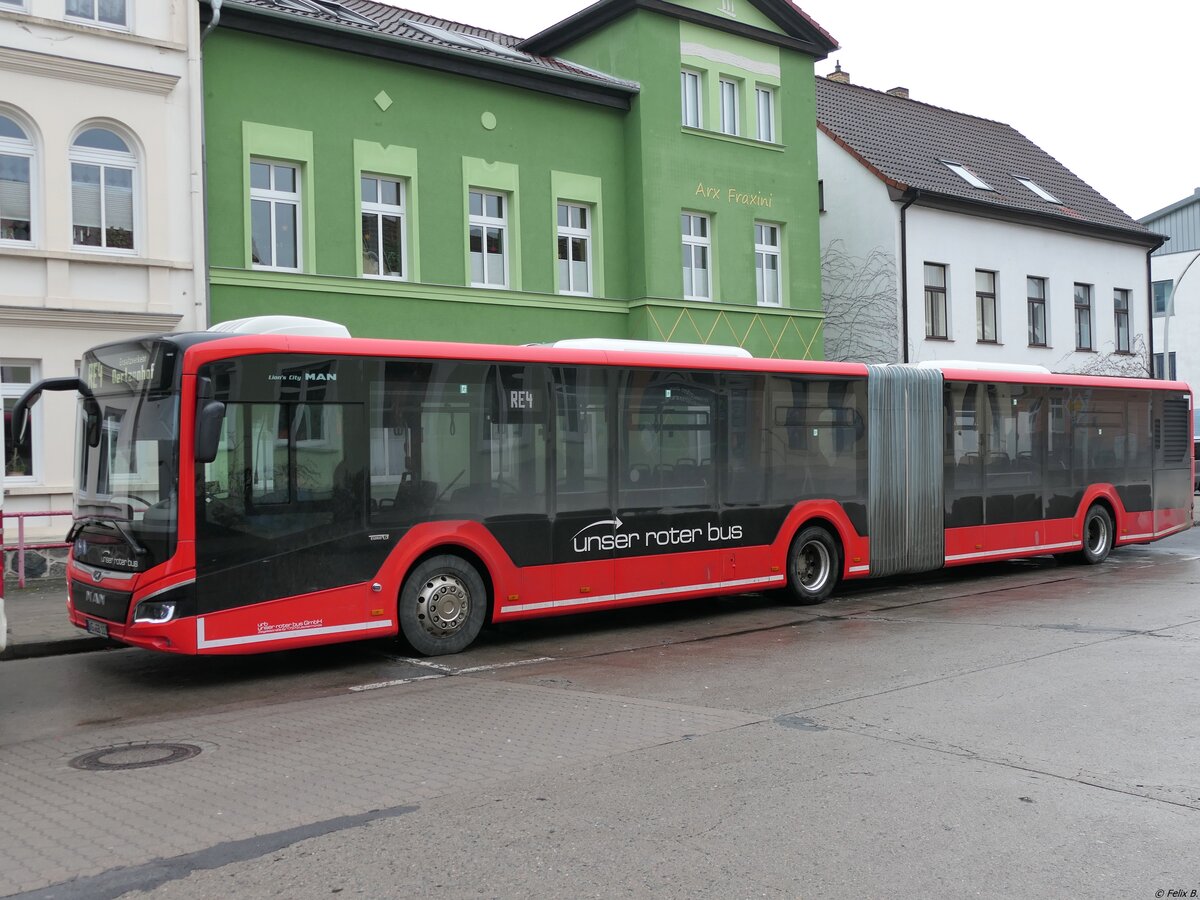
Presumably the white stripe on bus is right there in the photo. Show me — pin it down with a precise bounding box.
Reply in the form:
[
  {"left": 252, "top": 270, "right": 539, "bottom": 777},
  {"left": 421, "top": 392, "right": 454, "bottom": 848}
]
[
  {"left": 196, "top": 618, "right": 393, "bottom": 649},
  {"left": 1121, "top": 521, "right": 1191, "bottom": 542},
  {"left": 945, "top": 540, "right": 1081, "bottom": 563},
  {"left": 500, "top": 574, "right": 787, "bottom": 614}
]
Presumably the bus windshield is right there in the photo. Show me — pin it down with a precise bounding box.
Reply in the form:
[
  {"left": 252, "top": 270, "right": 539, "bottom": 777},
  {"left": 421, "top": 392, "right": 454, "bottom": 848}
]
[{"left": 75, "top": 340, "right": 180, "bottom": 570}]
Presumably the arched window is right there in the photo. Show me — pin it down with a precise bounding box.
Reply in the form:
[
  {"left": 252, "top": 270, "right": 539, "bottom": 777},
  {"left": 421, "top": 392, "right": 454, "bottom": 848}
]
[
  {"left": 0, "top": 113, "right": 33, "bottom": 244},
  {"left": 70, "top": 126, "right": 137, "bottom": 251}
]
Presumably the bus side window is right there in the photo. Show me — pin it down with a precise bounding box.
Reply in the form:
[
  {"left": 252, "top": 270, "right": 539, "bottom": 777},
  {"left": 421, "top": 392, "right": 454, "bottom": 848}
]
[
  {"left": 618, "top": 369, "right": 716, "bottom": 510},
  {"left": 553, "top": 366, "right": 609, "bottom": 513}
]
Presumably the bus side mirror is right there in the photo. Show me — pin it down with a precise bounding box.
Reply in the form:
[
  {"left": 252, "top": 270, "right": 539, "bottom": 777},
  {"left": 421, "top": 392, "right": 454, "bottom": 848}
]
[
  {"left": 13, "top": 377, "right": 102, "bottom": 447},
  {"left": 195, "top": 401, "right": 226, "bottom": 463}
]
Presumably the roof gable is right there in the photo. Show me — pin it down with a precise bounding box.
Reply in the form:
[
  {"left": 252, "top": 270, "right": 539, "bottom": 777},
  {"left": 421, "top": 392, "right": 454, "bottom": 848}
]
[
  {"left": 672, "top": 0, "right": 788, "bottom": 37},
  {"left": 519, "top": 0, "right": 837, "bottom": 59},
  {"left": 815, "top": 77, "right": 1159, "bottom": 245}
]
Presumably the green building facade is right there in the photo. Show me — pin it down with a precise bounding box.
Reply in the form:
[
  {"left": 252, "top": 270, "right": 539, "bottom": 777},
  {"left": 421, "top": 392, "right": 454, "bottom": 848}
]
[{"left": 200, "top": 0, "right": 836, "bottom": 358}]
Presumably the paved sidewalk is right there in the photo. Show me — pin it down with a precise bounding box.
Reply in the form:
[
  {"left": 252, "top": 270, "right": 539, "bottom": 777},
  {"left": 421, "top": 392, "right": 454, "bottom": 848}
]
[{"left": 0, "top": 575, "right": 113, "bottom": 660}]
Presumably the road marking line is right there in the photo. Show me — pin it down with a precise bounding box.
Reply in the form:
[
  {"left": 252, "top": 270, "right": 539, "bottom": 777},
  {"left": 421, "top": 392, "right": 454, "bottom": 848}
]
[
  {"left": 456, "top": 657, "right": 556, "bottom": 674},
  {"left": 349, "top": 656, "right": 557, "bottom": 693},
  {"left": 395, "top": 658, "right": 455, "bottom": 672},
  {"left": 349, "top": 674, "right": 444, "bottom": 693}
]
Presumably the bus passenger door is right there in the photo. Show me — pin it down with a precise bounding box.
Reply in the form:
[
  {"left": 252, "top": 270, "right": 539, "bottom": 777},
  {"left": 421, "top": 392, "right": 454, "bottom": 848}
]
[
  {"left": 615, "top": 369, "right": 719, "bottom": 598},
  {"left": 550, "top": 367, "right": 615, "bottom": 606}
]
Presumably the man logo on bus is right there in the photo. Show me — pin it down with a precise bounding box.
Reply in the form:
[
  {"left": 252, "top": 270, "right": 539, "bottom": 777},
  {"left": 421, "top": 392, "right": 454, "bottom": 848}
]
[{"left": 572, "top": 518, "right": 742, "bottom": 553}]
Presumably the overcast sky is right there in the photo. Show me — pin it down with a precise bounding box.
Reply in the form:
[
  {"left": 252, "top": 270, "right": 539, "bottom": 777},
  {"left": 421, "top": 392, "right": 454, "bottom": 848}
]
[{"left": 388, "top": 0, "right": 1199, "bottom": 220}]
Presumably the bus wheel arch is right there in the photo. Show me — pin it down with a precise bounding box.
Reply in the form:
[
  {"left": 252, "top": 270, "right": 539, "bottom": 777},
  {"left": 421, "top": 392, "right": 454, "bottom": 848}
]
[
  {"left": 397, "top": 549, "right": 493, "bottom": 656},
  {"left": 784, "top": 520, "right": 842, "bottom": 605},
  {"left": 1077, "top": 501, "right": 1115, "bottom": 565}
]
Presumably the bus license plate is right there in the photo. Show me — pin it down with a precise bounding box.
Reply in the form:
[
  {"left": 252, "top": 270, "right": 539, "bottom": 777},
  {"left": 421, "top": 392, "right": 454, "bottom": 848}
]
[{"left": 85, "top": 619, "right": 109, "bottom": 638}]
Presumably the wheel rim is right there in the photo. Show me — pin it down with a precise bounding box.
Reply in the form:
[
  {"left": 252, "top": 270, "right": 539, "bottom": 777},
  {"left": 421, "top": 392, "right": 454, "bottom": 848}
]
[
  {"left": 796, "top": 540, "right": 831, "bottom": 592},
  {"left": 415, "top": 573, "right": 471, "bottom": 637},
  {"left": 1086, "top": 514, "right": 1109, "bottom": 557}
]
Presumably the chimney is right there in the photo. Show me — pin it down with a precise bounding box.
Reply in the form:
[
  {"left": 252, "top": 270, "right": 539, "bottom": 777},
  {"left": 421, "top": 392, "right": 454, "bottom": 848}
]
[
  {"left": 827, "top": 61, "right": 850, "bottom": 84},
  {"left": 886, "top": 86, "right": 910, "bottom": 99}
]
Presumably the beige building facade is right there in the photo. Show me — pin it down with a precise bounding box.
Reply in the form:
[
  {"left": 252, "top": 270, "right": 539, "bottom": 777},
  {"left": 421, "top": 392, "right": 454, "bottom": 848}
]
[{"left": 1, "top": 0, "right": 205, "bottom": 539}]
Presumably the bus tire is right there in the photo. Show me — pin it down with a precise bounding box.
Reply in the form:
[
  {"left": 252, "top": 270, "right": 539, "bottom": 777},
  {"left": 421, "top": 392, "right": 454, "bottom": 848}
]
[
  {"left": 785, "top": 525, "right": 839, "bottom": 605},
  {"left": 1077, "top": 504, "right": 1113, "bottom": 565},
  {"left": 398, "top": 554, "right": 488, "bottom": 656}
]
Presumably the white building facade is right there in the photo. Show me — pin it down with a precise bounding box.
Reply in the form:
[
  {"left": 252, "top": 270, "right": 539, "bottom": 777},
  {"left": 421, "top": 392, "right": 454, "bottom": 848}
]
[
  {"left": 816, "top": 77, "right": 1161, "bottom": 371},
  {"left": 0, "top": 0, "right": 205, "bottom": 540},
  {"left": 1141, "top": 189, "right": 1200, "bottom": 407}
]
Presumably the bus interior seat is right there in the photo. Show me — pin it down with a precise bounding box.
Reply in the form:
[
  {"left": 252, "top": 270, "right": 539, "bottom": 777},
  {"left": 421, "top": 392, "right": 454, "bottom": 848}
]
[{"left": 986, "top": 451, "right": 1010, "bottom": 471}]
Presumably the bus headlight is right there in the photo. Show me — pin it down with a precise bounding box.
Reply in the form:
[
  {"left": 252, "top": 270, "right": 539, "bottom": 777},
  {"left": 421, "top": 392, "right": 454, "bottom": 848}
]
[{"left": 133, "top": 600, "right": 177, "bottom": 624}]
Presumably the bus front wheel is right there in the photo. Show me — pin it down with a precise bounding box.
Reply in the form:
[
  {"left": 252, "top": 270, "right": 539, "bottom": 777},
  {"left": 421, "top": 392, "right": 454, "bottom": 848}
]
[
  {"left": 1077, "top": 504, "right": 1113, "bottom": 565},
  {"left": 786, "top": 525, "right": 839, "bottom": 605},
  {"left": 399, "top": 555, "right": 488, "bottom": 656}
]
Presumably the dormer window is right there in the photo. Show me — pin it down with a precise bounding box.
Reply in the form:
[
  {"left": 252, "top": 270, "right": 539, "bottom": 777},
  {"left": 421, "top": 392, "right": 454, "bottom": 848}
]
[
  {"left": 1015, "top": 176, "right": 1060, "bottom": 204},
  {"left": 942, "top": 160, "right": 993, "bottom": 191}
]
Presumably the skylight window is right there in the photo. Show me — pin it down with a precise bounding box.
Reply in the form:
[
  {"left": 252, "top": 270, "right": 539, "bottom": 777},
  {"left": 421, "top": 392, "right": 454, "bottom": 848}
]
[
  {"left": 274, "top": 0, "right": 321, "bottom": 12},
  {"left": 407, "top": 20, "right": 528, "bottom": 61},
  {"left": 272, "top": 0, "right": 376, "bottom": 27},
  {"left": 1015, "top": 176, "right": 1060, "bottom": 204},
  {"left": 942, "top": 161, "right": 993, "bottom": 191}
]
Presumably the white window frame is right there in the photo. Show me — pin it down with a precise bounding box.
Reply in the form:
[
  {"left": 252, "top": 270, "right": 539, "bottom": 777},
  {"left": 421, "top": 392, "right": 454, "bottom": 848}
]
[
  {"left": 1027, "top": 276, "right": 1048, "bottom": 347},
  {"left": 65, "top": 0, "right": 129, "bottom": 30},
  {"left": 924, "top": 262, "right": 948, "bottom": 339},
  {"left": 1074, "top": 282, "right": 1094, "bottom": 351},
  {"left": 682, "top": 211, "right": 711, "bottom": 301},
  {"left": 754, "top": 221, "right": 782, "bottom": 306},
  {"left": 468, "top": 189, "right": 508, "bottom": 289},
  {"left": 361, "top": 174, "right": 406, "bottom": 280},
  {"left": 0, "top": 110, "right": 35, "bottom": 247},
  {"left": 1113, "top": 288, "right": 1131, "bottom": 353},
  {"left": 719, "top": 78, "right": 739, "bottom": 136},
  {"left": 250, "top": 158, "right": 302, "bottom": 272},
  {"left": 2, "top": 359, "right": 39, "bottom": 483},
  {"left": 755, "top": 86, "right": 776, "bottom": 142},
  {"left": 1152, "top": 279, "right": 1173, "bottom": 317},
  {"left": 1153, "top": 352, "right": 1177, "bottom": 381},
  {"left": 70, "top": 127, "right": 138, "bottom": 255},
  {"left": 681, "top": 70, "right": 702, "bottom": 129},
  {"left": 556, "top": 201, "right": 592, "bottom": 297},
  {"left": 0, "top": 0, "right": 29, "bottom": 12},
  {"left": 975, "top": 269, "right": 998, "bottom": 343}
]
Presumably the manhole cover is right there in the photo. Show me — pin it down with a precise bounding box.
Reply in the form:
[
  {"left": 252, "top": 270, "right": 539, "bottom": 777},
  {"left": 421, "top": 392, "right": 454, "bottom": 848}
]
[{"left": 70, "top": 742, "right": 202, "bottom": 771}]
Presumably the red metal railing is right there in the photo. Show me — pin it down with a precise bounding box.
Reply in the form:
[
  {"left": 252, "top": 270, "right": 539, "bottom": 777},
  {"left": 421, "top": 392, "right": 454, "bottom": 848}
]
[{"left": 1, "top": 510, "right": 72, "bottom": 589}]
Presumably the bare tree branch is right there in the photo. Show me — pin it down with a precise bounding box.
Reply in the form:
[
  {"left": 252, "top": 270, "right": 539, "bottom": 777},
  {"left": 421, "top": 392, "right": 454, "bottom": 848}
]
[
  {"left": 821, "top": 240, "right": 899, "bottom": 363},
  {"left": 1056, "top": 333, "right": 1151, "bottom": 378}
]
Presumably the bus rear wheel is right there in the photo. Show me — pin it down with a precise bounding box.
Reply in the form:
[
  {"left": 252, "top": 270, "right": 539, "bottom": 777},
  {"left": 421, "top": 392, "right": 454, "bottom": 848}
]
[
  {"left": 785, "top": 525, "right": 839, "bottom": 605},
  {"left": 1077, "top": 504, "right": 1113, "bottom": 565},
  {"left": 399, "top": 555, "right": 488, "bottom": 656}
]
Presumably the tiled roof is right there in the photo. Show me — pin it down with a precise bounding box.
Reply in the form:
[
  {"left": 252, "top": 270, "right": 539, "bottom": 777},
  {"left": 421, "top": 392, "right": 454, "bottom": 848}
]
[
  {"left": 815, "top": 77, "right": 1157, "bottom": 242},
  {"left": 226, "top": 0, "right": 639, "bottom": 92}
]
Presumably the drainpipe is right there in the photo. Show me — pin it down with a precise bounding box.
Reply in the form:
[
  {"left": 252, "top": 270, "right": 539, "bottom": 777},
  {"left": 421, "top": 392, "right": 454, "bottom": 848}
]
[
  {"left": 898, "top": 189, "right": 919, "bottom": 363},
  {"left": 1146, "top": 247, "right": 1155, "bottom": 377},
  {"left": 196, "top": 0, "right": 223, "bottom": 327},
  {"left": 201, "top": 0, "right": 222, "bottom": 43}
]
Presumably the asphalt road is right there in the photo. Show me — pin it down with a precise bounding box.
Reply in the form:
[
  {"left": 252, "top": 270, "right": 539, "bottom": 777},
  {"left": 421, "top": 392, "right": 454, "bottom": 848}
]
[{"left": 3, "top": 531, "right": 1200, "bottom": 898}]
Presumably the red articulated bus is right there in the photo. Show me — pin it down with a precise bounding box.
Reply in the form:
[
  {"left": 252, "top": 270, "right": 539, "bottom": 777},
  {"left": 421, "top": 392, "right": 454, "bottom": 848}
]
[{"left": 13, "top": 317, "right": 1194, "bottom": 656}]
